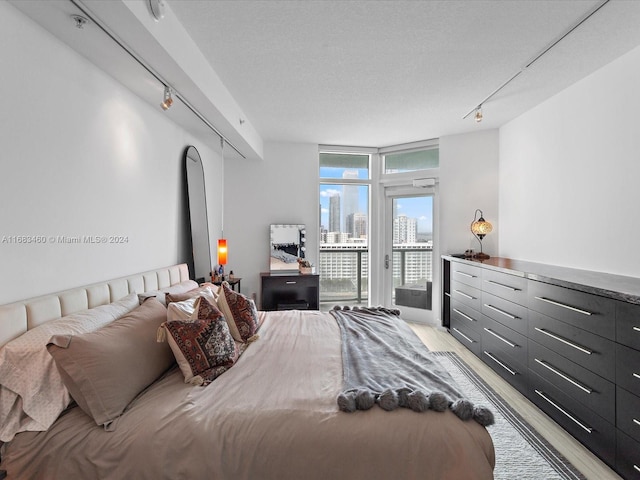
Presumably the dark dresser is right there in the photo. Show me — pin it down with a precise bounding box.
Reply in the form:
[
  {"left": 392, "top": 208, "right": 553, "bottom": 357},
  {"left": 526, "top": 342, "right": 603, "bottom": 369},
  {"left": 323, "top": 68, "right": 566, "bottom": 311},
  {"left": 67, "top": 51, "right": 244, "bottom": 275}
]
[
  {"left": 260, "top": 272, "right": 320, "bottom": 311},
  {"left": 442, "top": 255, "right": 640, "bottom": 478}
]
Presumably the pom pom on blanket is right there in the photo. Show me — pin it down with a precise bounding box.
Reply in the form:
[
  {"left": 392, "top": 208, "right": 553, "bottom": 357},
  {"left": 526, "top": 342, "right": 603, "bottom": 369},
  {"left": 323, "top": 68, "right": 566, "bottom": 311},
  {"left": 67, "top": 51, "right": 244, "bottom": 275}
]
[
  {"left": 397, "top": 387, "right": 412, "bottom": 408},
  {"left": 377, "top": 389, "right": 399, "bottom": 411},
  {"left": 355, "top": 389, "right": 375, "bottom": 410},
  {"left": 473, "top": 406, "right": 495, "bottom": 426},
  {"left": 428, "top": 392, "right": 449, "bottom": 412},
  {"left": 451, "top": 398, "right": 474, "bottom": 421},
  {"left": 337, "top": 392, "right": 357, "bottom": 413},
  {"left": 407, "top": 391, "right": 429, "bottom": 412}
]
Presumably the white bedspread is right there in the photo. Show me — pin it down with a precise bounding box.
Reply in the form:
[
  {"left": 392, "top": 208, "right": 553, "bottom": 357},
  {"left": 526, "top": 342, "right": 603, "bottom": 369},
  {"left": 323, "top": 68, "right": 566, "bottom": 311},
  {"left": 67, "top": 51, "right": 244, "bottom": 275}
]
[{"left": 1, "top": 310, "right": 495, "bottom": 479}]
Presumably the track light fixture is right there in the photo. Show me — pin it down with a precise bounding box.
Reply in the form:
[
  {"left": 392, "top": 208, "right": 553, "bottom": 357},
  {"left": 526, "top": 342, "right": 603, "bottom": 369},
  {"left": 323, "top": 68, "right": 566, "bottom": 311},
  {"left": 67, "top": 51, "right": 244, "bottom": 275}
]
[
  {"left": 160, "top": 86, "right": 173, "bottom": 110},
  {"left": 475, "top": 107, "right": 483, "bottom": 123}
]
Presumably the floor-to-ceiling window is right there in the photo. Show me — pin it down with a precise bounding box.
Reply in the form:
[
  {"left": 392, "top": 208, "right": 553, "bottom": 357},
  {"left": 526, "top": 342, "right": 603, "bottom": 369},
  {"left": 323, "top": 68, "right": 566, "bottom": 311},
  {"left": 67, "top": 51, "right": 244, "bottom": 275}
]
[
  {"left": 318, "top": 141, "right": 439, "bottom": 317},
  {"left": 318, "top": 151, "right": 371, "bottom": 309}
]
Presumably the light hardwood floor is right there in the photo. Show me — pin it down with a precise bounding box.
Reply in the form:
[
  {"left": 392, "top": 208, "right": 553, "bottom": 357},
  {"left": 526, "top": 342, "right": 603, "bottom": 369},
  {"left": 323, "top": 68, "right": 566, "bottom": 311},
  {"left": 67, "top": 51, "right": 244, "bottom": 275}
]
[{"left": 409, "top": 323, "right": 623, "bottom": 480}]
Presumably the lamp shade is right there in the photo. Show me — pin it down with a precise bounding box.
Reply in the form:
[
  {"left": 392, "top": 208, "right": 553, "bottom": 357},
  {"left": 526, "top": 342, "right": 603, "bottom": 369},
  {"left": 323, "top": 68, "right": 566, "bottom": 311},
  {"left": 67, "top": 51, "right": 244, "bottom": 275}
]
[
  {"left": 217, "top": 238, "right": 227, "bottom": 265},
  {"left": 471, "top": 218, "right": 493, "bottom": 238}
]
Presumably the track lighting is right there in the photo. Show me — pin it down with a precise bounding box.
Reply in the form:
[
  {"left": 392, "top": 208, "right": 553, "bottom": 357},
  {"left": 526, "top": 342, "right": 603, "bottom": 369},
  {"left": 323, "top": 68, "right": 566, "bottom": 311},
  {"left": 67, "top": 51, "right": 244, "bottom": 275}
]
[
  {"left": 475, "top": 107, "right": 483, "bottom": 123},
  {"left": 160, "top": 86, "right": 173, "bottom": 110}
]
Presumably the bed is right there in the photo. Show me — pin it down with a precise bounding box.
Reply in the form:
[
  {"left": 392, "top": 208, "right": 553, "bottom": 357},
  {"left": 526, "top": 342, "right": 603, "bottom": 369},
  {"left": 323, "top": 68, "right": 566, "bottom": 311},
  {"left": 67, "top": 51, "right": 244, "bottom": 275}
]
[{"left": 0, "top": 264, "right": 495, "bottom": 479}]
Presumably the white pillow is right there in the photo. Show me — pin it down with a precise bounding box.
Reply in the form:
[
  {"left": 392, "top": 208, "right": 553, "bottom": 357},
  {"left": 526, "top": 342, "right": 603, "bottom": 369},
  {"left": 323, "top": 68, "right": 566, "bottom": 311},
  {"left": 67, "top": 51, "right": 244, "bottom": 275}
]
[
  {"left": 166, "top": 286, "right": 218, "bottom": 321},
  {"left": 0, "top": 293, "right": 139, "bottom": 442},
  {"left": 137, "top": 279, "right": 199, "bottom": 306}
]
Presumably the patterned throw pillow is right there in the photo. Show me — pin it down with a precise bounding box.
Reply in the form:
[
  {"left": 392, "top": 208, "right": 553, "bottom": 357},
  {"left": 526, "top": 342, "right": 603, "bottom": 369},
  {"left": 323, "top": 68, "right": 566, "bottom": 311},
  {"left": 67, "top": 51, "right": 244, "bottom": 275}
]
[
  {"left": 164, "top": 296, "right": 238, "bottom": 385},
  {"left": 216, "top": 282, "right": 260, "bottom": 343}
]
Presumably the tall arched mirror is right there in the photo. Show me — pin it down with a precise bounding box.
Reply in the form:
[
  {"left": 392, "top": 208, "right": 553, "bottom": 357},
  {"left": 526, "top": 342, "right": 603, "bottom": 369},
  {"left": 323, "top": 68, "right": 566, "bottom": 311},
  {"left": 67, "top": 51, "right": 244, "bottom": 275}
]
[{"left": 185, "top": 146, "right": 212, "bottom": 283}]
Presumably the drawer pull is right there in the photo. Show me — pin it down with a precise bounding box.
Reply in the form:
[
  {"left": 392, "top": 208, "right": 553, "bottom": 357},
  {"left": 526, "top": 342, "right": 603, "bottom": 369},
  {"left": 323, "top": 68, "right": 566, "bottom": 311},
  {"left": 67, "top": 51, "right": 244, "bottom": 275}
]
[
  {"left": 453, "top": 308, "right": 476, "bottom": 322},
  {"left": 484, "top": 304, "right": 518, "bottom": 320},
  {"left": 483, "top": 328, "right": 517, "bottom": 348},
  {"left": 455, "top": 271, "right": 476, "bottom": 278},
  {"left": 454, "top": 290, "right": 476, "bottom": 300},
  {"left": 635, "top": 465, "right": 640, "bottom": 474},
  {"left": 634, "top": 326, "right": 640, "bottom": 332},
  {"left": 634, "top": 373, "right": 640, "bottom": 380},
  {"left": 534, "top": 296, "right": 593, "bottom": 316},
  {"left": 534, "top": 358, "right": 593, "bottom": 394},
  {"left": 452, "top": 327, "right": 474, "bottom": 344},
  {"left": 285, "top": 281, "right": 297, "bottom": 285},
  {"left": 483, "top": 351, "right": 518, "bottom": 376},
  {"left": 485, "top": 280, "right": 520, "bottom": 292},
  {"left": 534, "top": 390, "right": 593, "bottom": 434},
  {"left": 633, "top": 418, "right": 640, "bottom": 427},
  {"left": 533, "top": 327, "right": 593, "bottom": 355}
]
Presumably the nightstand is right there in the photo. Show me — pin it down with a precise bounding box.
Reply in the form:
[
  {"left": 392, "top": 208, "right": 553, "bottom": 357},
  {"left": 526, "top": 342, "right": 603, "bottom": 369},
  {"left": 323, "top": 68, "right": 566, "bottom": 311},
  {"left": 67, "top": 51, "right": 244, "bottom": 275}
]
[
  {"left": 260, "top": 272, "right": 319, "bottom": 311},
  {"left": 213, "top": 277, "right": 242, "bottom": 293}
]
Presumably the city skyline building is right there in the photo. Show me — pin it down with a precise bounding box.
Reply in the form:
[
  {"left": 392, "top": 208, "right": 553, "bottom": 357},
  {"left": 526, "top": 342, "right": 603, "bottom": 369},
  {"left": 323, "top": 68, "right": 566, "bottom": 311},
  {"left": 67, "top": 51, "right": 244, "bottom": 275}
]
[
  {"left": 342, "top": 170, "right": 359, "bottom": 233},
  {"left": 329, "top": 193, "right": 341, "bottom": 233}
]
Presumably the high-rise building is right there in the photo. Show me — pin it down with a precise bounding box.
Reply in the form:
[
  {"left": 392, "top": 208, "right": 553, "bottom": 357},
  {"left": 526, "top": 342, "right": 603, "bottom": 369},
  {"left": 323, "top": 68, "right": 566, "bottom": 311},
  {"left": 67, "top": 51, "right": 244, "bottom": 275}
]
[
  {"left": 342, "top": 170, "right": 359, "bottom": 233},
  {"left": 329, "top": 193, "right": 341, "bottom": 233},
  {"left": 348, "top": 212, "right": 367, "bottom": 239},
  {"left": 393, "top": 215, "right": 417, "bottom": 244}
]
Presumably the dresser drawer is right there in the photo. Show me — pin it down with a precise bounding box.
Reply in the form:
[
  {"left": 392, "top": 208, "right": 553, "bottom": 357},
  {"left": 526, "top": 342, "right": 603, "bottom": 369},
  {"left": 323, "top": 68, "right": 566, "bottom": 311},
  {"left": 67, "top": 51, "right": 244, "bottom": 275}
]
[
  {"left": 528, "top": 281, "right": 615, "bottom": 340},
  {"left": 481, "top": 291, "right": 528, "bottom": 336},
  {"left": 617, "top": 386, "right": 640, "bottom": 443},
  {"left": 482, "top": 315, "right": 527, "bottom": 366},
  {"left": 617, "top": 343, "right": 640, "bottom": 398},
  {"left": 617, "top": 301, "right": 640, "bottom": 352},
  {"left": 617, "top": 429, "right": 640, "bottom": 479},
  {"left": 482, "top": 349, "right": 528, "bottom": 393},
  {"left": 529, "top": 341, "right": 615, "bottom": 423},
  {"left": 529, "top": 371, "right": 616, "bottom": 468},
  {"left": 528, "top": 310, "right": 615, "bottom": 380},
  {"left": 450, "top": 318, "right": 482, "bottom": 357},
  {"left": 450, "top": 300, "right": 483, "bottom": 333},
  {"left": 450, "top": 262, "right": 482, "bottom": 289},
  {"left": 450, "top": 280, "right": 482, "bottom": 312},
  {"left": 482, "top": 268, "right": 528, "bottom": 306}
]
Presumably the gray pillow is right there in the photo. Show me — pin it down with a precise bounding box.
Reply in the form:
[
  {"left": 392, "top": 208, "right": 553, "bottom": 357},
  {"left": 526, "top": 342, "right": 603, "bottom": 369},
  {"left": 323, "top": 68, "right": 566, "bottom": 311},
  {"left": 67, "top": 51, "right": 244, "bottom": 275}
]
[{"left": 47, "top": 298, "right": 174, "bottom": 429}]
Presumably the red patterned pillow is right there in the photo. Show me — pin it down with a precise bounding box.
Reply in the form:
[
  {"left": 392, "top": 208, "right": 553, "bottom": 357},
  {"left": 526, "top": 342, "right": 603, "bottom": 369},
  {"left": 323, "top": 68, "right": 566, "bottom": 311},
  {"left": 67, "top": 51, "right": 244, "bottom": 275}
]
[
  {"left": 216, "top": 282, "right": 260, "bottom": 343},
  {"left": 164, "top": 296, "right": 238, "bottom": 385}
]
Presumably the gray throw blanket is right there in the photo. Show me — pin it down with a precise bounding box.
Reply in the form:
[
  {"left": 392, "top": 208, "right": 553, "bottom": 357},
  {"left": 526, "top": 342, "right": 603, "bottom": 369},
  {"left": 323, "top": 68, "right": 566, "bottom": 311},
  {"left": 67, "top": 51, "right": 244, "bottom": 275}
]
[{"left": 331, "top": 306, "right": 494, "bottom": 426}]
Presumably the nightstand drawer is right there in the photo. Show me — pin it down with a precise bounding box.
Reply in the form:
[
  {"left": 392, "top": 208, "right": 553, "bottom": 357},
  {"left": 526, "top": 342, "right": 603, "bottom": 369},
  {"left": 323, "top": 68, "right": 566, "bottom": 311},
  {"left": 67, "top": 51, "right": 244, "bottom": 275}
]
[
  {"left": 616, "top": 343, "right": 640, "bottom": 398},
  {"left": 481, "top": 291, "right": 528, "bottom": 335},
  {"left": 528, "top": 281, "right": 615, "bottom": 340},
  {"left": 482, "top": 269, "right": 527, "bottom": 306},
  {"left": 451, "top": 300, "right": 483, "bottom": 333},
  {"left": 529, "top": 310, "right": 615, "bottom": 380},
  {"left": 450, "top": 280, "right": 482, "bottom": 312},
  {"left": 450, "top": 318, "right": 482, "bottom": 357},
  {"left": 482, "top": 315, "right": 527, "bottom": 366},
  {"left": 529, "top": 371, "right": 616, "bottom": 468},
  {"left": 529, "top": 341, "right": 615, "bottom": 423},
  {"left": 617, "top": 386, "right": 640, "bottom": 443},
  {"left": 450, "top": 262, "right": 482, "bottom": 289},
  {"left": 617, "top": 301, "right": 640, "bottom": 352}
]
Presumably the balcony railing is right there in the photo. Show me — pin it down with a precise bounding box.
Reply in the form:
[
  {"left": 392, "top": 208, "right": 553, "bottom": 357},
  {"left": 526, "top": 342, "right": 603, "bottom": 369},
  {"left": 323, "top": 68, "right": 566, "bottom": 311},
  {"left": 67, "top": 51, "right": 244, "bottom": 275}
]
[{"left": 318, "top": 246, "right": 432, "bottom": 309}]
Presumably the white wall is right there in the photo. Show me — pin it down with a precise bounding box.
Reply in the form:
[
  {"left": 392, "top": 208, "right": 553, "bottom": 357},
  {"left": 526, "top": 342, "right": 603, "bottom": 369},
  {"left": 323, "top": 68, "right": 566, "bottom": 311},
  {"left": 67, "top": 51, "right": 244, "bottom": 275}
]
[
  {"left": 224, "top": 142, "right": 319, "bottom": 304},
  {"left": 0, "top": 2, "right": 221, "bottom": 304},
  {"left": 499, "top": 44, "right": 640, "bottom": 277},
  {"left": 439, "top": 130, "right": 500, "bottom": 257}
]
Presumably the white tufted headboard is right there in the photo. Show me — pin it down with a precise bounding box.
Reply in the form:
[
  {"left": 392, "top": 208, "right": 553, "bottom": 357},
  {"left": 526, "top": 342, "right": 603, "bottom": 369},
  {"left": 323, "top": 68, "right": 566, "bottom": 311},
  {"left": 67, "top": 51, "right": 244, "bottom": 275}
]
[{"left": 0, "top": 264, "right": 190, "bottom": 348}]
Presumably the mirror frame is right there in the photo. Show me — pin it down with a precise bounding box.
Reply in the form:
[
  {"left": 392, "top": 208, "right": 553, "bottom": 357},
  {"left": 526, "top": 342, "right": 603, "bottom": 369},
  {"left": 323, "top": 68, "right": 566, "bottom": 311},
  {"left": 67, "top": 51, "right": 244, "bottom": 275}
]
[
  {"left": 185, "top": 146, "right": 212, "bottom": 283},
  {"left": 270, "top": 224, "right": 305, "bottom": 272}
]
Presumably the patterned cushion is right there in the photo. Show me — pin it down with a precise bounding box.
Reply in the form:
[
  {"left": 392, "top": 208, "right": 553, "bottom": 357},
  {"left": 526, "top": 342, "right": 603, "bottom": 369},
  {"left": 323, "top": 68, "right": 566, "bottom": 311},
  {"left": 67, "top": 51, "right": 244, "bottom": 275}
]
[
  {"left": 165, "top": 296, "right": 238, "bottom": 385},
  {"left": 216, "top": 282, "right": 260, "bottom": 343}
]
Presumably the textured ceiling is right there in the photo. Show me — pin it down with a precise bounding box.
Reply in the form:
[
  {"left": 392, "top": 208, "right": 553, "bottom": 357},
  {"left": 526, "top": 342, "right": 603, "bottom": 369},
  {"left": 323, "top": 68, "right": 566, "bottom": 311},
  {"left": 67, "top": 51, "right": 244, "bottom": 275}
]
[{"left": 169, "top": 0, "right": 640, "bottom": 147}]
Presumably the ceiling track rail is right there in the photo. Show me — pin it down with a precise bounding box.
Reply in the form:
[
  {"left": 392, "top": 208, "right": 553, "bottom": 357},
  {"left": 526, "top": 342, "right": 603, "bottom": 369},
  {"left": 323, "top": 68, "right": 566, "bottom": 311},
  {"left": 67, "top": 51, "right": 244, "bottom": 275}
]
[
  {"left": 69, "top": 0, "right": 246, "bottom": 159},
  {"left": 463, "top": 0, "right": 611, "bottom": 119}
]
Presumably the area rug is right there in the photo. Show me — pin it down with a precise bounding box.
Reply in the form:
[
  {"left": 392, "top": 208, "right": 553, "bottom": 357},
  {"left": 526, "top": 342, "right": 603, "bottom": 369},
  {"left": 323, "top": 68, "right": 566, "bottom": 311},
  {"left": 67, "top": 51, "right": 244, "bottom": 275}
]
[{"left": 434, "top": 351, "right": 586, "bottom": 480}]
